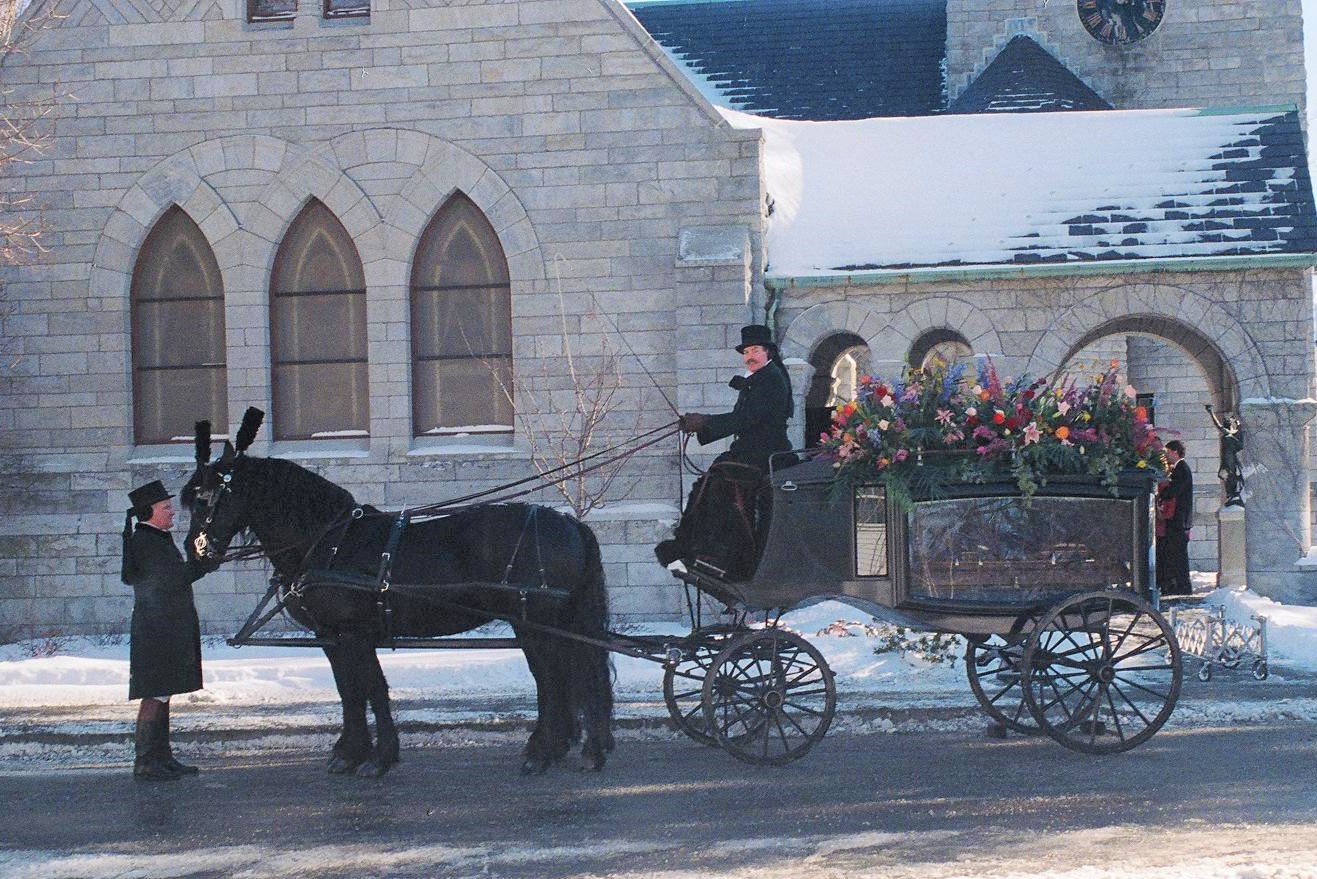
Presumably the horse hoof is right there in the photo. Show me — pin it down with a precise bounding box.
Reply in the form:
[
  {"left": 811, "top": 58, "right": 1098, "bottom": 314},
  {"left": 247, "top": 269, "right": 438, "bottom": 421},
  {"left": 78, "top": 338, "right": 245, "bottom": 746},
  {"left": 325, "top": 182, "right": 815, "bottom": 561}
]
[
  {"left": 355, "top": 760, "right": 389, "bottom": 778},
  {"left": 520, "top": 757, "right": 550, "bottom": 775},
  {"left": 355, "top": 747, "right": 399, "bottom": 778},
  {"left": 327, "top": 754, "right": 364, "bottom": 775}
]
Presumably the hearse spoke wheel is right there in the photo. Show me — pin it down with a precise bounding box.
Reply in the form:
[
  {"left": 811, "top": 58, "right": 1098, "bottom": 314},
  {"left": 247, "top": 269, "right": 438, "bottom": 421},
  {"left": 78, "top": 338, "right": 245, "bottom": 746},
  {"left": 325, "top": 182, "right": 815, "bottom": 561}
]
[
  {"left": 1022, "top": 590, "right": 1182, "bottom": 755},
  {"left": 662, "top": 625, "right": 745, "bottom": 747},
  {"left": 965, "top": 613, "right": 1042, "bottom": 736},
  {"left": 701, "top": 628, "right": 836, "bottom": 766}
]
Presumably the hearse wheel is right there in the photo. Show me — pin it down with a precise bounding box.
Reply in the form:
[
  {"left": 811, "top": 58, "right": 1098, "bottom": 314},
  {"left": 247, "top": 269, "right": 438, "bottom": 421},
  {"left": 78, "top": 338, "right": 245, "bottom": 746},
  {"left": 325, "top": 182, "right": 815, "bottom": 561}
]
[
  {"left": 701, "top": 628, "right": 836, "bottom": 766},
  {"left": 662, "top": 625, "right": 745, "bottom": 747},
  {"left": 965, "top": 612, "right": 1042, "bottom": 736},
  {"left": 1022, "top": 590, "right": 1182, "bottom": 755}
]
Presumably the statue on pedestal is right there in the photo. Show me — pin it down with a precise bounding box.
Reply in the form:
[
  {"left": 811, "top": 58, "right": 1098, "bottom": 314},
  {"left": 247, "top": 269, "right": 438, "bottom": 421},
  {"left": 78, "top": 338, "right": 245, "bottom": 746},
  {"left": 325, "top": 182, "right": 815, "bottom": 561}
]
[{"left": 1206, "top": 404, "right": 1244, "bottom": 507}]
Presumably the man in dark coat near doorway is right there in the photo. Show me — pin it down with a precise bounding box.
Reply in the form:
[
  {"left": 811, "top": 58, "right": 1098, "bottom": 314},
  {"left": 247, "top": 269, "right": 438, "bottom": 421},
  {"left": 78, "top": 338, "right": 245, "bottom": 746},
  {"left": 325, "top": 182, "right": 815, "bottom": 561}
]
[
  {"left": 1156, "top": 440, "right": 1194, "bottom": 598},
  {"left": 122, "top": 478, "right": 212, "bottom": 779},
  {"left": 656, "top": 324, "right": 793, "bottom": 578}
]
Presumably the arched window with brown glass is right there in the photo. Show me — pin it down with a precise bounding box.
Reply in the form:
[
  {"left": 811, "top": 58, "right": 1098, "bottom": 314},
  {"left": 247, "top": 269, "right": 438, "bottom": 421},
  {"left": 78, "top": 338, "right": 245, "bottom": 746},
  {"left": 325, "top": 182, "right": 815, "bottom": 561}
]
[
  {"left": 270, "top": 199, "right": 368, "bottom": 441},
  {"left": 131, "top": 206, "right": 228, "bottom": 445},
  {"left": 410, "top": 193, "right": 513, "bottom": 438}
]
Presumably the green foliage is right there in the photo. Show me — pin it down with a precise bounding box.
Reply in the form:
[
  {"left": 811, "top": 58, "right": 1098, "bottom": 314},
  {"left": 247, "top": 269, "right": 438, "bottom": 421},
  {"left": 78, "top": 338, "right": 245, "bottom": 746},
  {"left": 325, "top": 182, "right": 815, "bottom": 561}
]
[{"left": 870, "top": 624, "right": 964, "bottom": 666}]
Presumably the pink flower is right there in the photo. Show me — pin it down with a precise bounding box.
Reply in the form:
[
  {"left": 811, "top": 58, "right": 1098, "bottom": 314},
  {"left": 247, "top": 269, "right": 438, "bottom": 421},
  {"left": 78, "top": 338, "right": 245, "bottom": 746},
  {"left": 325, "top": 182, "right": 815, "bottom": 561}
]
[
  {"left": 880, "top": 394, "right": 894, "bottom": 408},
  {"left": 894, "top": 449, "right": 909, "bottom": 462},
  {"left": 936, "top": 408, "right": 953, "bottom": 426},
  {"left": 1056, "top": 400, "right": 1071, "bottom": 416},
  {"left": 1022, "top": 422, "right": 1041, "bottom": 445}
]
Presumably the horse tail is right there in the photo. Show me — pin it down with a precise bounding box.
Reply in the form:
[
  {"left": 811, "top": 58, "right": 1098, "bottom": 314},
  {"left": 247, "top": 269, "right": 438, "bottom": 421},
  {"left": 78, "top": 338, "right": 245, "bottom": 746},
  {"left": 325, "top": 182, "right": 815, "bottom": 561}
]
[{"left": 569, "top": 518, "right": 615, "bottom": 759}]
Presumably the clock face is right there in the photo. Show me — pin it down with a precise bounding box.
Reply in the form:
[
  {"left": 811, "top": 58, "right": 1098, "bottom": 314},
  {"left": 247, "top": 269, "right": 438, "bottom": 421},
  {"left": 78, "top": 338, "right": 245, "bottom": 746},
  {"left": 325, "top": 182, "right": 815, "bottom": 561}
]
[{"left": 1077, "top": 0, "right": 1166, "bottom": 45}]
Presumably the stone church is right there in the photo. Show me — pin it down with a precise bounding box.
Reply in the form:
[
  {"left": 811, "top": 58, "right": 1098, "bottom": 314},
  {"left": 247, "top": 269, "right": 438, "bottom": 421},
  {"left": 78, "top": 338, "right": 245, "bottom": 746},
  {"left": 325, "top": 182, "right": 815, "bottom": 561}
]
[{"left": 1, "top": 0, "right": 1315, "bottom": 636}]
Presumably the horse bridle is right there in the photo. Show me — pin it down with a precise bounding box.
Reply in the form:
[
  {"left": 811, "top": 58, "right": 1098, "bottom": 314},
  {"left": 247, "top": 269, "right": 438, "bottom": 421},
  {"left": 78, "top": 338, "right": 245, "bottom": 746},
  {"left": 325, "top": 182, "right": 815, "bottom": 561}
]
[
  {"left": 190, "top": 466, "right": 354, "bottom": 573},
  {"left": 190, "top": 469, "right": 233, "bottom": 561}
]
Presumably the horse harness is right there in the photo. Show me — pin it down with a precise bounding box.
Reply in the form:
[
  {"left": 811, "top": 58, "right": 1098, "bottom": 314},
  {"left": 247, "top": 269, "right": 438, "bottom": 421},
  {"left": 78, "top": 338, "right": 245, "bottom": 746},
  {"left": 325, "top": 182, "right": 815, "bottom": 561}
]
[{"left": 284, "top": 504, "right": 569, "bottom": 642}]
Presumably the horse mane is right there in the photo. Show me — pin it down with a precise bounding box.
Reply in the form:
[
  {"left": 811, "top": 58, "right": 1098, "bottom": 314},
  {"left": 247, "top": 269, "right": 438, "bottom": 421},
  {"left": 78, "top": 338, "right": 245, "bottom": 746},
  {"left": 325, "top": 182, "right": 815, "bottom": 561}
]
[{"left": 235, "top": 455, "right": 357, "bottom": 536}]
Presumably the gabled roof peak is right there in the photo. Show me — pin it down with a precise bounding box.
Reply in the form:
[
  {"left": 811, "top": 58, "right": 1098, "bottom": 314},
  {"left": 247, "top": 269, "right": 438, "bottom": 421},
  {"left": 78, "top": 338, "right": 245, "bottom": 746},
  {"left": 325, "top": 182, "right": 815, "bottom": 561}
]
[{"left": 949, "top": 35, "right": 1112, "bottom": 115}]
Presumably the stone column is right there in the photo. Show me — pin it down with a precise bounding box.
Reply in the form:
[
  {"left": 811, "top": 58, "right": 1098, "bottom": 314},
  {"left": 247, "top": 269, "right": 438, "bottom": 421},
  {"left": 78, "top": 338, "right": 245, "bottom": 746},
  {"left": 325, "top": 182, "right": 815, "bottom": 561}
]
[
  {"left": 1217, "top": 505, "right": 1246, "bottom": 588},
  {"left": 783, "top": 358, "right": 815, "bottom": 450},
  {"left": 674, "top": 225, "right": 754, "bottom": 467},
  {"left": 1239, "top": 398, "right": 1317, "bottom": 604}
]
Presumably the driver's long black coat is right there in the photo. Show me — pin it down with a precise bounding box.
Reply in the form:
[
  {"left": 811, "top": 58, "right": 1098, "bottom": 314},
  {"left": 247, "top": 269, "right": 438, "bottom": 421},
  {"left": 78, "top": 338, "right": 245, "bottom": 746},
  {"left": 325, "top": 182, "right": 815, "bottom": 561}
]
[
  {"left": 694, "top": 357, "right": 794, "bottom": 470},
  {"left": 126, "top": 525, "right": 206, "bottom": 699}
]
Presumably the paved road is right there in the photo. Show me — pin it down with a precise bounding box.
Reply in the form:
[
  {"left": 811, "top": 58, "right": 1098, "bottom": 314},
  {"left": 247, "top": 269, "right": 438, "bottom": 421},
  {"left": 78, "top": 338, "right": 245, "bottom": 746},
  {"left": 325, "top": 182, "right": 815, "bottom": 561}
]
[{"left": 4, "top": 719, "right": 1317, "bottom": 878}]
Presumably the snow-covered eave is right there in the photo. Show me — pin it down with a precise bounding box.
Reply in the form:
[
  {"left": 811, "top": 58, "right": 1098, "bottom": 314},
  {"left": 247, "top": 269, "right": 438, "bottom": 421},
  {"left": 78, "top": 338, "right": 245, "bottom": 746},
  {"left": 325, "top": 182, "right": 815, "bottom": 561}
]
[{"left": 763, "top": 252, "right": 1317, "bottom": 290}]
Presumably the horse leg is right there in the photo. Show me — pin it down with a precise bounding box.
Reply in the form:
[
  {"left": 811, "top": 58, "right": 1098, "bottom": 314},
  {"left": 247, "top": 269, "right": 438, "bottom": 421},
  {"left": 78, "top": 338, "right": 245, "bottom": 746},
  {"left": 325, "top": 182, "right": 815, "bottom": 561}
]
[
  {"left": 355, "top": 646, "right": 400, "bottom": 779},
  {"left": 569, "top": 524, "right": 615, "bottom": 772},
  {"left": 323, "top": 637, "right": 372, "bottom": 774},
  {"left": 517, "top": 630, "right": 572, "bottom": 775},
  {"left": 576, "top": 641, "right": 616, "bottom": 772}
]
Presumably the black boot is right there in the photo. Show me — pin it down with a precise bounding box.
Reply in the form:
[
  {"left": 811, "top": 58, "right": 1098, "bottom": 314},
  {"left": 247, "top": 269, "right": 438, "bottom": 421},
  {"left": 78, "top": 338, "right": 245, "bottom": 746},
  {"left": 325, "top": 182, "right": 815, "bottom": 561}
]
[
  {"left": 133, "top": 700, "right": 180, "bottom": 781},
  {"left": 159, "top": 702, "right": 198, "bottom": 775}
]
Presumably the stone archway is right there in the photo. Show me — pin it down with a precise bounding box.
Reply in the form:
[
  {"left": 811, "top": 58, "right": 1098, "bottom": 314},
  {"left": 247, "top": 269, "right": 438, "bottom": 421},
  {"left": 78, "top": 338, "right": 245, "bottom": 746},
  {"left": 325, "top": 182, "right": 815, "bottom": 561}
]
[
  {"left": 1031, "top": 283, "right": 1316, "bottom": 602},
  {"left": 1064, "top": 314, "right": 1239, "bottom": 410},
  {"left": 802, "top": 330, "right": 867, "bottom": 448}
]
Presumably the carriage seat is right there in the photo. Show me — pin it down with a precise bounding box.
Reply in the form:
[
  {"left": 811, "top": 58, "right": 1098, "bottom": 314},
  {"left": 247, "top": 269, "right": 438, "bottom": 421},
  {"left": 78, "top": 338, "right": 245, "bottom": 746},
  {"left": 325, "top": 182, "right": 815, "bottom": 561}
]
[{"left": 675, "top": 460, "right": 782, "bottom": 582}]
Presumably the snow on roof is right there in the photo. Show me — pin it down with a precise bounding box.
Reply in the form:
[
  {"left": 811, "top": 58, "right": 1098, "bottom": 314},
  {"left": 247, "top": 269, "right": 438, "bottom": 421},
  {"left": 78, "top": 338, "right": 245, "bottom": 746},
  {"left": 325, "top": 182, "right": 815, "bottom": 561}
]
[{"left": 717, "top": 106, "right": 1317, "bottom": 277}]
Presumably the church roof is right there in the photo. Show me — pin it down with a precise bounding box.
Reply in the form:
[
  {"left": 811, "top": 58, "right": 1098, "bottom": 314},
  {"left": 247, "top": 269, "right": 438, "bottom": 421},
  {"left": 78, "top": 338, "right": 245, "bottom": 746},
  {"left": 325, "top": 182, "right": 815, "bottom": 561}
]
[
  {"left": 628, "top": 0, "right": 946, "bottom": 120},
  {"left": 718, "top": 107, "right": 1317, "bottom": 275},
  {"left": 947, "top": 36, "right": 1112, "bottom": 115}
]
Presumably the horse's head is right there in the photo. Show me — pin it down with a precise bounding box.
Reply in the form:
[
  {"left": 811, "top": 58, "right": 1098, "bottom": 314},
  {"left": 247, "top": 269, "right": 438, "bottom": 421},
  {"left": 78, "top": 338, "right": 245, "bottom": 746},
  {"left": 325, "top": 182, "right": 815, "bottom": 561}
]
[{"left": 183, "top": 407, "right": 264, "bottom": 565}]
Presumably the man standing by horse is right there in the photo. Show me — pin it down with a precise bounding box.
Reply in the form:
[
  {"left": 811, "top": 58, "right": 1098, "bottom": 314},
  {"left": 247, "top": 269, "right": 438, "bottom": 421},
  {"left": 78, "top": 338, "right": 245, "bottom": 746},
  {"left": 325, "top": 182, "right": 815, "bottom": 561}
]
[
  {"left": 656, "top": 324, "right": 794, "bottom": 579},
  {"left": 122, "top": 478, "right": 212, "bottom": 780}
]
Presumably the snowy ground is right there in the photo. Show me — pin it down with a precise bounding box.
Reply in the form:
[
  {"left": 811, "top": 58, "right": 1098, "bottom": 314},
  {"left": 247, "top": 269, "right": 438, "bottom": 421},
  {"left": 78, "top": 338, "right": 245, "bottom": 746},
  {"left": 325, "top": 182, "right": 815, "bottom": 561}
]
[
  {"left": 2, "top": 579, "right": 1316, "bottom": 772},
  {"left": 3, "top": 579, "right": 1317, "bottom": 879}
]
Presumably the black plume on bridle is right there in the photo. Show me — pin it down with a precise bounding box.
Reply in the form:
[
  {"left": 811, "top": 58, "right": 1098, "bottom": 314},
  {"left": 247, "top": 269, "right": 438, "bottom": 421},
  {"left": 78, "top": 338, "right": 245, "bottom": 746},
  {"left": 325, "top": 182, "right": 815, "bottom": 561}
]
[
  {"left": 234, "top": 407, "right": 264, "bottom": 456},
  {"left": 194, "top": 420, "right": 212, "bottom": 466}
]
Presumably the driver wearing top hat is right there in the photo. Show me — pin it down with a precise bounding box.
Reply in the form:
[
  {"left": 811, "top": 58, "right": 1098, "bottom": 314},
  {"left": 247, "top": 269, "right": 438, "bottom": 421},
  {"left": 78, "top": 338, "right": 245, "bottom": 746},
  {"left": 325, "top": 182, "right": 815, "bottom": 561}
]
[{"left": 655, "top": 324, "right": 794, "bottom": 577}]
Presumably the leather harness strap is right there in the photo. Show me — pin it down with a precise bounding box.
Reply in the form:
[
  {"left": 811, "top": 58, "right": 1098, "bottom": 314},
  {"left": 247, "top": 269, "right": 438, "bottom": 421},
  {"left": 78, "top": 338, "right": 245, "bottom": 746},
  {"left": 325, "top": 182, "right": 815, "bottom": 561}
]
[{"left": 375, "top": 512, "right": 410, "bottom": 642}]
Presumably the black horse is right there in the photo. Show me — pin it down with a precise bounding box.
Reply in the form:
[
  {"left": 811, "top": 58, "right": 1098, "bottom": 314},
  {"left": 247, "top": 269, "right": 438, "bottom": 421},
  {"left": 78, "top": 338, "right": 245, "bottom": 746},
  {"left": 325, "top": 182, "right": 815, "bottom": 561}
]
[{"left": 182, "top": 410, "right": 614, "bottom": 777}]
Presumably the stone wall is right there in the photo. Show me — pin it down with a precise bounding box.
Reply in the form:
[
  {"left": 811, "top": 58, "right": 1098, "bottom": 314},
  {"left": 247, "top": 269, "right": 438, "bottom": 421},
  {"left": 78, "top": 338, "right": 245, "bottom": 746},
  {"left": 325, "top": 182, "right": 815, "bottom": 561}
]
[
  {"left": 945, "top": 0, "right": 1307, "bottom": 113},
  {"left": 0, "top": 0, "right": 765, "bottom": 635}
]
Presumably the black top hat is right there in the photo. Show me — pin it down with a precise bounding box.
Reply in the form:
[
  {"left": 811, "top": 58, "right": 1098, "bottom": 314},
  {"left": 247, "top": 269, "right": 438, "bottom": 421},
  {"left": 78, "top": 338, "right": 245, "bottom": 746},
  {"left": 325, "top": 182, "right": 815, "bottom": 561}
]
[
  {"left": 735, "top": 324, "right": 775, "bottom": 353},
  {"left": 128, "top": 479, "right": 173, "bottom": 512}
]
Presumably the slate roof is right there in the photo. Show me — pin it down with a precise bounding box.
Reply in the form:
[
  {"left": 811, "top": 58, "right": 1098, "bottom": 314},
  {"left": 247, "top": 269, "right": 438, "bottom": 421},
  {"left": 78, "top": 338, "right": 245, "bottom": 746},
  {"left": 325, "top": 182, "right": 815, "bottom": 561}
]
[
  {"left": 717, "top": 107, "right": 1317, "bottom": 275},
  {"left": 947, "top": 36, "right": 1112, "bottom": 115},
  {"left": 628, "top": 0, "right": 946, "bottom": 120}
]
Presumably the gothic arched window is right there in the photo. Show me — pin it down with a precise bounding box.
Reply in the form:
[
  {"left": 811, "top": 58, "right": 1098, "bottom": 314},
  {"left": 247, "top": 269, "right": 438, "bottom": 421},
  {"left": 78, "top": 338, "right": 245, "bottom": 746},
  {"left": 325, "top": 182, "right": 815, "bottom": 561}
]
[
  {"left": 270, "top": 199, "right": 368, "bottom": 441},
  {"left": 131, "top": 206, "right": 227, "bottom": 445},
  {"left": 410, "top": 193, "right": 512, "bottom": 437}
]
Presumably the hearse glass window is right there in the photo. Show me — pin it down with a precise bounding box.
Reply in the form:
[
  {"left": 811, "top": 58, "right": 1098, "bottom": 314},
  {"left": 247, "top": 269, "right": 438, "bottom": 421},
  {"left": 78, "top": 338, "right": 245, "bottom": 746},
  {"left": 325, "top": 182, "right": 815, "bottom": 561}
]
[{"left": 854, "top": 486, "right": 888, "bottom": 577}]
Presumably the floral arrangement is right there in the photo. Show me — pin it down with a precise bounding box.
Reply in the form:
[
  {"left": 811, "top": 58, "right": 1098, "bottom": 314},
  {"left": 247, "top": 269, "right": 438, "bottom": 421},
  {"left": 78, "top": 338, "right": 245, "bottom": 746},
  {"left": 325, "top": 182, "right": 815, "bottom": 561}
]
[{"left": 821, "top": 358, "right": 1165, "bottom": 507}]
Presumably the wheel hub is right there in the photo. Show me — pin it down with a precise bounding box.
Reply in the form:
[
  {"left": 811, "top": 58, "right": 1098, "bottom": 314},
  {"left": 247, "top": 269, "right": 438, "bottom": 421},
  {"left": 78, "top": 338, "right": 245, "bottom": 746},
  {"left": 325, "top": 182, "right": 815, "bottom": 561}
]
[{"left": 1088, "top": 662, "right": 1116, "bottom": 684}]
